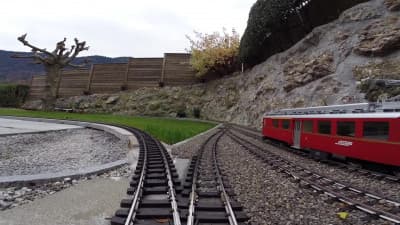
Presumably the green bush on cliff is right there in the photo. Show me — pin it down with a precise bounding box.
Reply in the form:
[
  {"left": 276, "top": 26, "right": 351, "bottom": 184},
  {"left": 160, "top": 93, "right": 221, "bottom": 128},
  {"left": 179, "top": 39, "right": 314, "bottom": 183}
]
[
  {"left": 186, "top": 28, "right": 240, "bottom": 78},
  {"left": 239, "top": 0, "right": 368, "bottom": 66},
  {"left": 0, "top": 84, "right": 30, "bottom": 107}
]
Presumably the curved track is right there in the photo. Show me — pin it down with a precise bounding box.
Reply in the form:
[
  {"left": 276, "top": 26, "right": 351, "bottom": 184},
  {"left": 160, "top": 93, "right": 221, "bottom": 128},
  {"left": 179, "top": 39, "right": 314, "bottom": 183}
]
[
  {"left": 227, "top": 126, "right": 400, "bottom": 224},
  {"left": 182, "top": 129, "right": 249, "bottom": 225},
  {"left": 232, "top": 124, "right": 400, "bottom": 182},
  {"left": 111, "top": 127, "right": 181, "bottom": 225},
  {"left": 110, "top": 126, "right": 249, "bottom": 225}
]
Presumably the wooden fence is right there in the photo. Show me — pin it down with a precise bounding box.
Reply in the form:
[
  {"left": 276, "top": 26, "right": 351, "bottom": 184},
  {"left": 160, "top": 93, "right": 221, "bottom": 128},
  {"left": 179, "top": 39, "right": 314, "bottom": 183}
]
[
  {"left": 58, "top": 69, "right": 90, "bottom": 97},
  {"left": 28, "top": 53, "right": 198, "bottom": 99}
]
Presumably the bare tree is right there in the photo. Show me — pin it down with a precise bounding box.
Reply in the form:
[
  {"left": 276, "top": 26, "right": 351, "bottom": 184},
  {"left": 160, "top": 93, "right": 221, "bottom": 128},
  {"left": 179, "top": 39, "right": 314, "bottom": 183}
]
[{"left": 13, "top": 34, "right": 89, "bottom": 109}]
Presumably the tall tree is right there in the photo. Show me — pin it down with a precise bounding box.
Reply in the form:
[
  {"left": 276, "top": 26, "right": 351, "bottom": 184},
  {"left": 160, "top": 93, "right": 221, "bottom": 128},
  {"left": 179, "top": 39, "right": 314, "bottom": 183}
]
[{"left": 13, "top": 34, "right": 89, "bottom": 109}]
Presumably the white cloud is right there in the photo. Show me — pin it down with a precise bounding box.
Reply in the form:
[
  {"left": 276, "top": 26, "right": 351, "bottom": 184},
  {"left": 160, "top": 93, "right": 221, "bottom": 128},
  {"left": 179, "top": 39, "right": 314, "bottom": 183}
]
[{"left": 0, "top": 0, "right": 255, "bottom": 57}]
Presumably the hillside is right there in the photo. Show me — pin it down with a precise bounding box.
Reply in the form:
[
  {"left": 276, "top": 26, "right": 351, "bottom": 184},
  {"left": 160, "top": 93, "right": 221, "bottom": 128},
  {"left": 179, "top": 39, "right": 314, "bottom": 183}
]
[
  {"left": 0, "top": 50, "right": 129, "bottom": 82},
  {"left": 26, "top": 0, "right": 400, "bottom": 128}
]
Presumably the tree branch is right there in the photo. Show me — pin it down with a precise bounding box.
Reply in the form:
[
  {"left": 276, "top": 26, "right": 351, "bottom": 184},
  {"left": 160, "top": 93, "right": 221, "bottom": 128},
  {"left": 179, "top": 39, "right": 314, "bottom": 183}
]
[
  {"left": 63, "top": 38, "right": 89, "bottom": 65},
  {"left": 56, "top": 38, "right": 67, "bottom": 58},
  {"left": 17, "top": 34, "right": 55, "bottom": 59}
]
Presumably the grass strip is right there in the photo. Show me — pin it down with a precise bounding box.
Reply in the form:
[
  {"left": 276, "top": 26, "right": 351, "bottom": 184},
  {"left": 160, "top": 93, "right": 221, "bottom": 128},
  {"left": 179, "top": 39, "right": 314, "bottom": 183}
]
[{"left": 0, "top": 108, "right": 216, "bottom": 144}]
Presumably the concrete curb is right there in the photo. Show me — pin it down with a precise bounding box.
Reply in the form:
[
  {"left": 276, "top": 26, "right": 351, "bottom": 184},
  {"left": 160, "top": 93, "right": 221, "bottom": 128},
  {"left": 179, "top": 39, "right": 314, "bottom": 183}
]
[
  {"left": 0, "top": 159, "right": 127, "bottom": 188},
  {"left": 0, "top": 116, "right": 140, "bottom": 187},
  {"left": 0, "top": 116, "right": 139, "bottom": 148}
]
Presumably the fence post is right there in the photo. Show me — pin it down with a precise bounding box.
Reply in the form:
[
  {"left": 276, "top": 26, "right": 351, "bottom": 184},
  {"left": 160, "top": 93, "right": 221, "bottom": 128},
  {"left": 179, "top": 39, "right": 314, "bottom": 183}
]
[
  {"left": 160, "top": 53, "right": 167, "bottom": 86},
  {"left": 86, "top": 64, "right": 95, "bottom": 94},
  {"left": 122, "top": 58, "right": 131, "bottom": 90}
]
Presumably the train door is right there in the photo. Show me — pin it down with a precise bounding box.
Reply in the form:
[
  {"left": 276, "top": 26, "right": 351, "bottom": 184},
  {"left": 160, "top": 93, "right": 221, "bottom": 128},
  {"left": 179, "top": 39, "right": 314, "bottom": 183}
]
[{"left": 293, "top": 120, "right": 301, "bottom": 149}]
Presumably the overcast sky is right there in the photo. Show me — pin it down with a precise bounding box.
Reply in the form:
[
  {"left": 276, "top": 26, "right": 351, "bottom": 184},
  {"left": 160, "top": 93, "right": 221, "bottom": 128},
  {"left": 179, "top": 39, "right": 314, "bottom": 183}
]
[{"left": 0, "top": 0, "right": 255, "bottom": 57}]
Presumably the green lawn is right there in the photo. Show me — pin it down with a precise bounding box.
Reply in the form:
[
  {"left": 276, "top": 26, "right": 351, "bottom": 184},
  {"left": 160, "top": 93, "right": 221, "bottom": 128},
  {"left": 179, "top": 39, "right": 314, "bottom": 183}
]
[{"left": 0, "top": 108, "right": 216, "bottom": 144}]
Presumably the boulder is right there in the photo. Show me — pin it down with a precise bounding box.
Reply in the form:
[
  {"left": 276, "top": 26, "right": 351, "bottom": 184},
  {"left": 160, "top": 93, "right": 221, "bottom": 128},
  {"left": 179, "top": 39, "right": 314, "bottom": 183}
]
[
  {"left": 354, "top": 16, "right": 400, "bottom": 56},
  {"left": 283, "top": 52, "right": 335, "bottom": 92},
  {"left": 339, "top": 2, "right": 383, "bottom": 23},
  {"left": 21, "top": 100, "right": 45, "bottom": 110},
  {"left": 105, "top": 95, "right": 120, "bottom": 104},
  {"left": 384, "top": 0, "right": 400, "bottom": 11}
]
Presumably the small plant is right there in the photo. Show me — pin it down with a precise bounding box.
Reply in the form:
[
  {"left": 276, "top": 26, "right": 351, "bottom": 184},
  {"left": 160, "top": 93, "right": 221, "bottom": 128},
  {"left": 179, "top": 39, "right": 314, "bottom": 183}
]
[{"left": 193, "top": 107, "right": 201, "bottom": 118}]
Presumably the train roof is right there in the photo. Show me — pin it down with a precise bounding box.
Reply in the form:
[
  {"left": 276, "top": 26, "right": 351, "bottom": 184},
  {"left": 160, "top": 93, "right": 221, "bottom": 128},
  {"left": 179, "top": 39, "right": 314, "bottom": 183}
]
[
  {"left": 264, "top": 102, "right": 400, "bottom": 119},
  {"left": 264, "top": 112, "right": 400, "bottom": 119}
]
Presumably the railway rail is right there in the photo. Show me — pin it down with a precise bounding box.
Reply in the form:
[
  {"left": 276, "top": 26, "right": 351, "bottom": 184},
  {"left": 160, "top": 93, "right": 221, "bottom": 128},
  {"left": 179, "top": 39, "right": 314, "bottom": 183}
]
[
  {"left": 230, "top": 124, "right": 400, "bottom": 183},
  {"left": 110, "top": 126, "right": 249, "bottom": 225},
  {"left": 111, "top": 126, "right": 181, "bottom": 225},
  {"left": 182, "top": 129, "right": 249, "bottom": 225},
  {"left": 226, "top": 128, "right": 400, "bottom": 224}
]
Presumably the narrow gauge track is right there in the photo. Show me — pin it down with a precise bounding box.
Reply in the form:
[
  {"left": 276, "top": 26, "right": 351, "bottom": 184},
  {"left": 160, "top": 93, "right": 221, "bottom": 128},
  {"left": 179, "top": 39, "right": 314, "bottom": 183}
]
[
  {"left": 111, "top": 127, "right": 181, "bottom": 225},
  {"left": 230, "top": 125, "right": 400, "bottom": 183},
  {"left": 182, "top": 129, "right": 249, "bottom": 225},
  {"left": 226, "top": 129, "right": 400, "bottom": 224}
]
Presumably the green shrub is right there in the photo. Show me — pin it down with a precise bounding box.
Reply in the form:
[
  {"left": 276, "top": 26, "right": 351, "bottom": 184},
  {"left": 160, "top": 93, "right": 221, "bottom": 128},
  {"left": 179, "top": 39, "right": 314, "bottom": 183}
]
[
  {"left": 193, "top": 107, "right": 201, "bottom": 118},
  {"left": 186, "top": 28, "right": 240, "bottom": 78},
  {"left": 176, "top": 109, "right": 187, "bottom": 118},
  {"left": 239, "top": 0, "right": 368, "bottom": 66},
  {"left": 0, "top": 84, "right": 30, "bottom": 107}
]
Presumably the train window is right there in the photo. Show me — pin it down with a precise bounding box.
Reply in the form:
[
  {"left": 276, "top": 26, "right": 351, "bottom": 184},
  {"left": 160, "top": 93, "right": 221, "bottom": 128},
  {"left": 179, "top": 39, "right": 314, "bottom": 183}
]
[
  {"left": 363, "top": 122, "right": 389, "bottom": 140},
  {"left": 337, "top": 121, "right": 355, "bottom": 137},
  {"left": 272, "top": 119, "right": 279, "bottom": 128},
  {"left": 282, "top": 120, "right": 290, "bottom": 129},
  {"left": 303, "top": 121, "right": 313, "bottom": 133},
  {"left": 318, "top": 121, "right": 331, "bottom": 135}
]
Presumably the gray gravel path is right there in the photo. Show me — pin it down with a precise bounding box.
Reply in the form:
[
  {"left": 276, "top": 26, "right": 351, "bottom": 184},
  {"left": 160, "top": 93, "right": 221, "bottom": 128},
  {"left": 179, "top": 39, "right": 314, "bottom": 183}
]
[
  {"left": 0, "top": 164, "right": 132, "bottom": 211},
  {"left": 0, "top": 128, "right": 128, "bottom": 176},
  {"left": 230, "top": 128, "right": 400, "bottom": 202},
  {"left": 0, "top": 175, "right": 129, "bottom": 225},
  {"left": 218, "top": 134, "right": 388, "bottom": 225}
]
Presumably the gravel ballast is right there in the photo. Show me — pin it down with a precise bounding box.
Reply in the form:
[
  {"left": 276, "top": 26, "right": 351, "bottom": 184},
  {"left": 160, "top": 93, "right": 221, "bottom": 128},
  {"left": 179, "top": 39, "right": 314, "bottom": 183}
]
[
  {"left": 0, "top": 128, "right": 128, "bottom": 176},
  {"left": 217, "top": 134, "right": 388, "bottom": 225},
  {"left": 171, "top": 127, "right": 220, "bottom": 159},
  {"left": 230, "top": 128, "right": 400, "bottom": 202}
]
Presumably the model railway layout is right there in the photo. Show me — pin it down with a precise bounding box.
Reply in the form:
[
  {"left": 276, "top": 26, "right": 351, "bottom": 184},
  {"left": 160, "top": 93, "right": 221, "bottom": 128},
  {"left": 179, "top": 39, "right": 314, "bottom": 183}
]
[
  {"left": 262, "top": 102, "right": 400, "bottom": 168},
  {"left": 183, "top": 130, "right": 248, "bottom": 225},
  {"left": 111, "top": 126, "right": 248, "bottom": 225},
  {"left": 111, "top": 126, "right": 181, "bottom": 225},
  {"left": 109, "top": 97, "right": 400, "bottom": 225},
  {"left": 228, "top": 127, "right": 400, "bottom": 224}
]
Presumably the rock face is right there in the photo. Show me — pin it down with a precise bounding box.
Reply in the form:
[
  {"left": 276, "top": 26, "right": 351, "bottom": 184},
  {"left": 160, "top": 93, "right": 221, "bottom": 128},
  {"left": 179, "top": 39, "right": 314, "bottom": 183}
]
[
  {"left": 354, "top": 16, "right": 400, "bottom": 56},
  {"left": 353, "top": 59, "right": 400, "bottom": 101},
  {"left": 53, "top": 0, "right": 400, "bottom": 129},
  {"left": 283, "top": 52, "right": 334, "bottom": 92},
  {"left": 385, "top": 0, "right": 400, "bottom": 11}
]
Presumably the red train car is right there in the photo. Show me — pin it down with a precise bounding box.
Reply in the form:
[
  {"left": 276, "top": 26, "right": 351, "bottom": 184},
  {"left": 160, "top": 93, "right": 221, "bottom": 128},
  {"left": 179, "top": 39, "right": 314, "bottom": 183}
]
[{"left": 262, "top": 103, "right": 400, "bottom": 167}]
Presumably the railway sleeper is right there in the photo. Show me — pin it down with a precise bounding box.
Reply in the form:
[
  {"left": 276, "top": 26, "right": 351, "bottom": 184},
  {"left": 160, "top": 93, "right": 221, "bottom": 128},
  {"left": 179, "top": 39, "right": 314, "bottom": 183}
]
[
  {"left": 196, "top": 199, "right": 243, "bottom": 211},
  {"left": 144, "top": 179, "right": 168, "bottom": 187},
  {"left": 147, "top": 164, "right": 165, "bottom": 169},
  {"left": 181, "top": 189, "right": 192, "bottom": 197},
  {"left": 194, "top": 210, "right": 248, "bottom": 223},
  {"left": 114, "top": 207, "right": 174, "bottom": 220},
  {"left": 120, "top": 199, "right": 171, "bottom": 208},
  {"left": 143, "top": 186, "right": 169, "bottom": 195}
]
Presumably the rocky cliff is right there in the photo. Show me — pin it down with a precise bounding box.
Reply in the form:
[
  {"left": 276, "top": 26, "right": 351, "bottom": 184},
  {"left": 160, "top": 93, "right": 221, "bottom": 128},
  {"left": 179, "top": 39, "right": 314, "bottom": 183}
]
[{"left": 35, "top": 0, "right": 399, "bottom": 129}]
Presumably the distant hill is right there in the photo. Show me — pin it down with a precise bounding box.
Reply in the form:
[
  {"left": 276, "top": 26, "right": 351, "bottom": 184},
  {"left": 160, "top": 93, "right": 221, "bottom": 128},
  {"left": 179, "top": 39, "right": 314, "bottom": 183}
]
[{"left": 0, "top": 50, "right": 129, "bottom": 82}]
